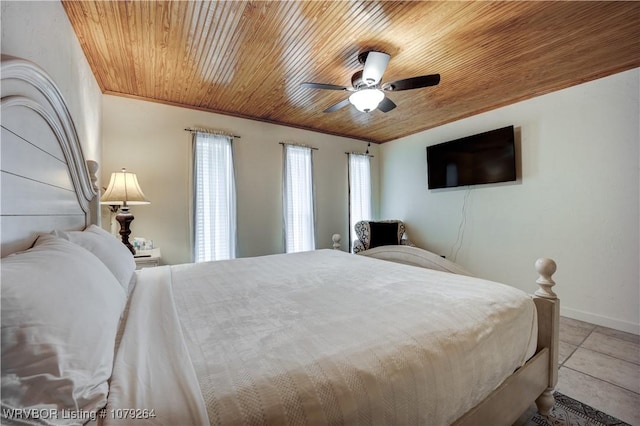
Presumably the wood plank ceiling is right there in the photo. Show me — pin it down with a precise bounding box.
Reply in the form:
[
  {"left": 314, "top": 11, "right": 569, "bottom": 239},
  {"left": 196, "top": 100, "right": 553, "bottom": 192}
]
[{"left": 63, "top": 1, "right": 640, "bottom": 143}]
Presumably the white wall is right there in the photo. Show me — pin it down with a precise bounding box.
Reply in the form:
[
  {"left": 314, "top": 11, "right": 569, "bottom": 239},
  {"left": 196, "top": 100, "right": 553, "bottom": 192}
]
[
  {"left": 380, "top": 69, "right": 640, "bottom": 334},
  {"left": 101, "top": 96, "right": 378, "bottom": 265},
  {"left": 1, "top": 1, "right": 102, "bottom": 165}
]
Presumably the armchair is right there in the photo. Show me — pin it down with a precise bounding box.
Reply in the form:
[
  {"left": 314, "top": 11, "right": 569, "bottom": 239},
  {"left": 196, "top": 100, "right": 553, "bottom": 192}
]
[{"left": 352, "top": 220, "right": 415, "bottom": 254}]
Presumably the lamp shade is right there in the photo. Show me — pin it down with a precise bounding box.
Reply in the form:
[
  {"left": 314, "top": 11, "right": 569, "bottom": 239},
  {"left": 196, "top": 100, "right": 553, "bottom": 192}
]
[
  {"left": 349, "top": 88, "right": 385, "bottom": 113},
  {"left": 100, "top": 168, "right": 150, "bottom": 206}
]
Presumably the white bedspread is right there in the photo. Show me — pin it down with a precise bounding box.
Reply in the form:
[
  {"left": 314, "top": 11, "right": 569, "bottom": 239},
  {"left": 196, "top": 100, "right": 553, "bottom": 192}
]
[{"left": 107, "top": 249, "right": 537, "bottom": 426}]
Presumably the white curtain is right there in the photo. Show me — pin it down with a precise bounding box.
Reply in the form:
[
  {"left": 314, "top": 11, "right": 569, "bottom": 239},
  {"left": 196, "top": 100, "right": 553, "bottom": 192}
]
[
  {"left": 349, "top": 153, "right": 372, "bottom": 249},
  {"left": 283, "top": 144, "right": 315, "bottom": 253},
  {"left": 193, "top": 132, "right": 236, "bottom": 262}
]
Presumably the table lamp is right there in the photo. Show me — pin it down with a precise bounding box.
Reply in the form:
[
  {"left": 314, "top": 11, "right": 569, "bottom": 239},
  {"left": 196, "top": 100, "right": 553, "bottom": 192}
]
[{"left": 100, "top": 168, "right": 150, "bottom": 254}]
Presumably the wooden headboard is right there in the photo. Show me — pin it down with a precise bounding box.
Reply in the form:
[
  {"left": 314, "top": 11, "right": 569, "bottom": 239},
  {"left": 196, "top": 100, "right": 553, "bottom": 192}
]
[{"left": 1, "top": 55, "right": 99, "bottom": 256}]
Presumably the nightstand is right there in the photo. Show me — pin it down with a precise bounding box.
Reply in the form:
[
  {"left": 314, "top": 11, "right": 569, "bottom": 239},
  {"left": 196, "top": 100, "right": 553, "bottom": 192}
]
[{"left": 134, "top": 248, "right": 161, "bottom": 269}]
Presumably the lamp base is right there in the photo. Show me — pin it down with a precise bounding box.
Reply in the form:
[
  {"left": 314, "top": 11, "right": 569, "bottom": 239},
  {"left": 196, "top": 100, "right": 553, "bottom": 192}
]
[{"left": 116, "top": 208, "right": 136, "bottom": 255}]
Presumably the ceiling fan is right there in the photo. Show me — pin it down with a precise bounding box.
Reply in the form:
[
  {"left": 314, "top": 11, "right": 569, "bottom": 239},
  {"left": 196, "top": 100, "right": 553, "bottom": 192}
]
[{"left": 300, "top": 51, "right": 440, "bottom": 114}]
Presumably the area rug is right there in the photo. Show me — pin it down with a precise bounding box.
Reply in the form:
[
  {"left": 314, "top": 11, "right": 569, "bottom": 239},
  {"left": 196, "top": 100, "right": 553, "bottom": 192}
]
[{"left": 526, "top": 392, "right": 631, "bottom": 426}]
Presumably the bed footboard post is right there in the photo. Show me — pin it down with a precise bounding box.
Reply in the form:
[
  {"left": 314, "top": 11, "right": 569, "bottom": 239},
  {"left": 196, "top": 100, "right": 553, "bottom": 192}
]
[{"left": 533, "top": 258, "right": 560, "bottom": 416}]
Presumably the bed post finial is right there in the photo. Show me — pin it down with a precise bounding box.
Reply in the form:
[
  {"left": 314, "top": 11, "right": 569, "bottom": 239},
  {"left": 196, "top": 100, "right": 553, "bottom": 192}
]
[
  {"left": 534, "top": 258, "right": 557, "bottom": 299},
  {"left": 332, "top": 234, "right": 341, "bottom": 250},
  {"left": 85, "top": 160, "right": 101, "bottom": 227},
  {"left": 86, "top": 160, "right": 99, "bottom": 192}
]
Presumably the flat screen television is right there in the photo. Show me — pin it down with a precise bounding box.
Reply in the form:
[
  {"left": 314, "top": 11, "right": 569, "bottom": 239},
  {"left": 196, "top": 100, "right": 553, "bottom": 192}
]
[{"left": 426, "top": 125, "right": 516, "bottom": 190}]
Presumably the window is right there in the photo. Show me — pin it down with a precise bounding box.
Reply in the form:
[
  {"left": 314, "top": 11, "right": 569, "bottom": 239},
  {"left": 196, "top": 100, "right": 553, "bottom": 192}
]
[
  {"left": 283, "top": 144, "right": 315, "bottom": 253},
  {"left": 348, "top": 153, "right": 372, "bottom": 250},
  {"left": 193, "top": 132, "right": 236, "bottom": 262}
]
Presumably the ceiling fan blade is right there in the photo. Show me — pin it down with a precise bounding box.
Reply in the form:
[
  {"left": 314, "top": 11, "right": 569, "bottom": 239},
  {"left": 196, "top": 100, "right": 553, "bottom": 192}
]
[
  {"left": 382, "top": 74, "right": 441, "bottom": 91},
  {"left": 362, "top": 51, "right": 390, "bottom": 86},
  {"left": 377, "top": 96, "right": 397, "bottom": 113},
  {"left": 300, "top": 82, "right": 349, "bottom": 91},
  {"left": 323, "top": 98, "right": 351, "bottom": 113}
]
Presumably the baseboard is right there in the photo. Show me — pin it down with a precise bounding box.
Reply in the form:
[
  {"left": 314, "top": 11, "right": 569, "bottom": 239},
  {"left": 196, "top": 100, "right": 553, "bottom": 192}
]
[{"left": 561, "top": 306, "right": 639, "bottom": 335}]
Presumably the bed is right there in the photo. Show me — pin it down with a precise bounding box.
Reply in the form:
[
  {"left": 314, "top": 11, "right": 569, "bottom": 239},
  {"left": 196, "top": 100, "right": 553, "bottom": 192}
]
[{"left": 1, "top": 56, "right": 559, "bottom": 426}]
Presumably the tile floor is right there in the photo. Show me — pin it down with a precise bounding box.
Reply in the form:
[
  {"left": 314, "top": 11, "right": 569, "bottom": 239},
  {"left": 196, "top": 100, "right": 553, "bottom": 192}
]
[{"left": 555, "top": 316, "right": 639, "bottom": 425}]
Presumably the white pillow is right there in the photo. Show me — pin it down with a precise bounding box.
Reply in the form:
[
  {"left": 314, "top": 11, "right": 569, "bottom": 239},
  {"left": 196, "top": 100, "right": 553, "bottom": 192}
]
[
  {"left": 58, "top": 225, "right": 136, "bottom": 292},
  {"left": 1, "top": 235, "right": 126, "bottom": 420}
]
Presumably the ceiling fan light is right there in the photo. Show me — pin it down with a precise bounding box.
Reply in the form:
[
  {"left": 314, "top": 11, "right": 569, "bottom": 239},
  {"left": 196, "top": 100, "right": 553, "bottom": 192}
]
[{"left": 349, "top": 89, "right": 385, "bottom": 112}]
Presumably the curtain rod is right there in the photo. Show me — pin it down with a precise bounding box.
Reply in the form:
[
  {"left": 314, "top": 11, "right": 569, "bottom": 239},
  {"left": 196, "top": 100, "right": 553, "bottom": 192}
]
[
  {"left": 345, "top": 152, "right": 374, "bottom": 157},
  {"left": 279, "top": 141, "right": 318, "bottom": 150},
  {"left": 184, "top": 127, "right": 241, "bottom": 138}
]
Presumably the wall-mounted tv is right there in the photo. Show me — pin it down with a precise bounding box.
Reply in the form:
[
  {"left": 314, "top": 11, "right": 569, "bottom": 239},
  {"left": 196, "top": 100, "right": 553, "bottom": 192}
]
[{"left": 426, "top": 125, "right": 516, "bottom": 190}]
